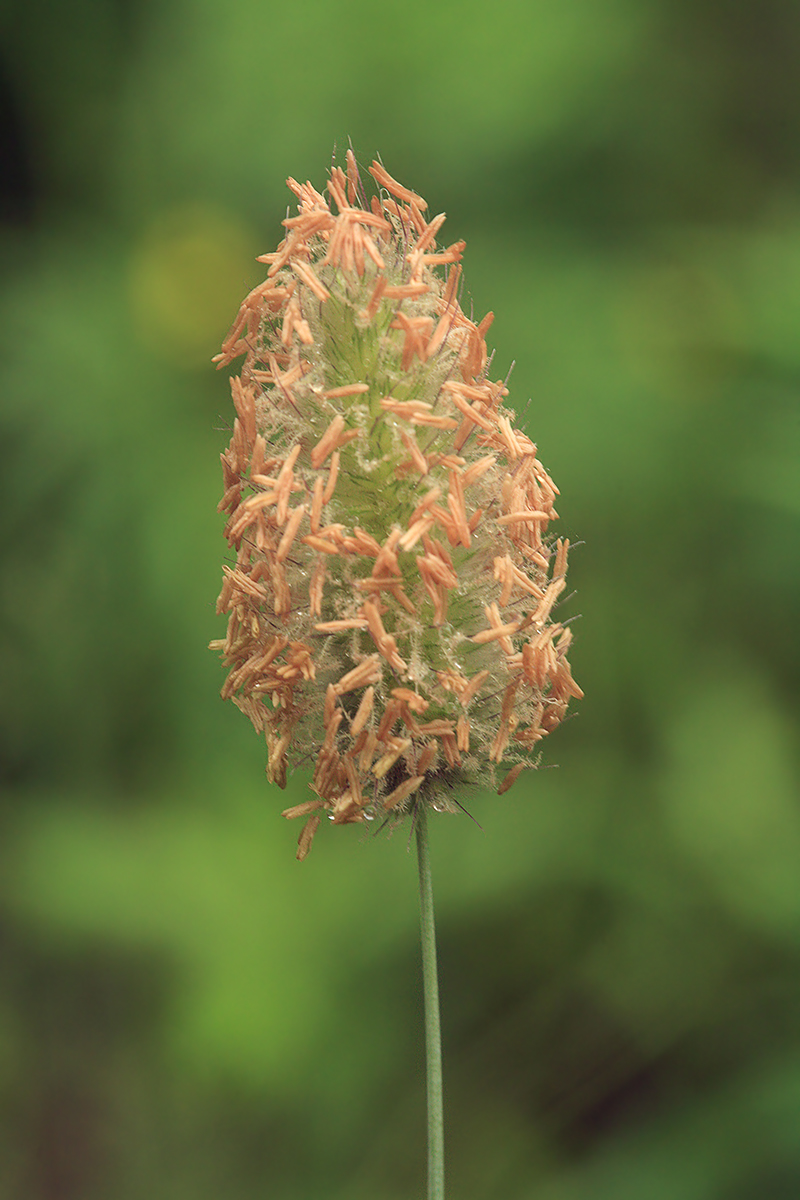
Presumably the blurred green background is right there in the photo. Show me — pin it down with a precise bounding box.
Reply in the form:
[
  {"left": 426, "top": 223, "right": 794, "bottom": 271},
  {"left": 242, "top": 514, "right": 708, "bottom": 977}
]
[{"left": 1, "top": 0, "right": 799, "bottom": 1196}]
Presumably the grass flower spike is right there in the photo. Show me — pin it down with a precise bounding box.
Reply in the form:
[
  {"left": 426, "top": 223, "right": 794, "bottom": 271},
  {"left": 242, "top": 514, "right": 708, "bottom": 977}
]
[{"left": 211, "top": 154, "right": 582, "bottom": 860}]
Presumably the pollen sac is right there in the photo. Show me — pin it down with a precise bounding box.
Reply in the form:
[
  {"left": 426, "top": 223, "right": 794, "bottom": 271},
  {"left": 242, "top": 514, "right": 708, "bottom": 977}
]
[{"left": 211, "top": 153, "right": 582, "bottom": 858}]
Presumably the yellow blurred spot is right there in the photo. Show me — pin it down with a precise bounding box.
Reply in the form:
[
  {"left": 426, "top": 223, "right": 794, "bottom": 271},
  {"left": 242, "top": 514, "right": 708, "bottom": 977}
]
[
  {"left": 615, "top": 255, "right": 743, "bottom": 401},
  {"left": 662, "top": 663, "right": 800, "bottom": 937},
  {"left": 128, "top": 204, "right": 259, "bottom": 368}
]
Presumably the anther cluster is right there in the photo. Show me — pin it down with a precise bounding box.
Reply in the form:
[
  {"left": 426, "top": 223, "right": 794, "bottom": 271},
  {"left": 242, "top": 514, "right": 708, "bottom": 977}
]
[{"left": 211, "top": 154, "right": 582, "bottom": 858}]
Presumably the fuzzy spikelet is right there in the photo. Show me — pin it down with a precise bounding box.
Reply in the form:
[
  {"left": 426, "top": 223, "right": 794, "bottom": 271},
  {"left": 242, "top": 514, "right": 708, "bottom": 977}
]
[{"left": 211, "top": 154, "right": 582, "bottom": 858}]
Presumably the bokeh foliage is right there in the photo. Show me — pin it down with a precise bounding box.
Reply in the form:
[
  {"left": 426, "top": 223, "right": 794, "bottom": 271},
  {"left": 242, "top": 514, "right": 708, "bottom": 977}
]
[{"left": 1, "top": 0, "right": 799, "bottom": 1196}]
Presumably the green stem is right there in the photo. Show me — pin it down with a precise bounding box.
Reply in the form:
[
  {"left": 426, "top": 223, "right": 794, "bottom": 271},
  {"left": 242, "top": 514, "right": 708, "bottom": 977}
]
[{"left": 416, "top": 801, "right": 445, "bottom": 1200}]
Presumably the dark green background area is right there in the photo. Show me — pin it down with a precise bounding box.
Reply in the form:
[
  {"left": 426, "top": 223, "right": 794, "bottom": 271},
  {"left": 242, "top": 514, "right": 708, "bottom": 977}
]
[{"left": 1, "top": 1, "right": 799, "bottom": 1196}]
